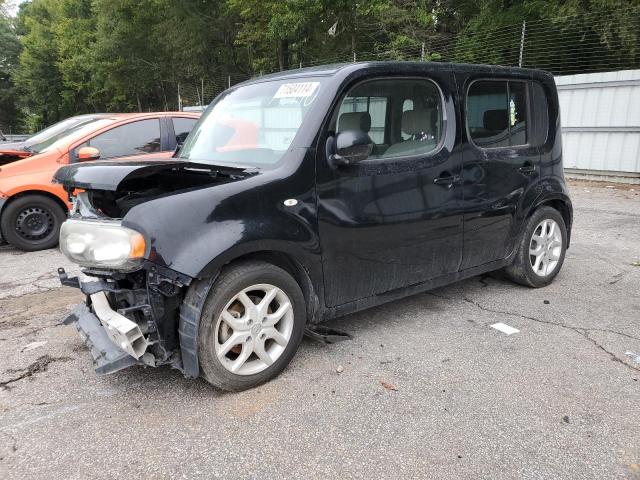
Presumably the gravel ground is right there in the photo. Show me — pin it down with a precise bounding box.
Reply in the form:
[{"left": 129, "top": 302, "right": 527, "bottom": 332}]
[{"left": 0, "top": 181, "right": 639, "bottom": 480}]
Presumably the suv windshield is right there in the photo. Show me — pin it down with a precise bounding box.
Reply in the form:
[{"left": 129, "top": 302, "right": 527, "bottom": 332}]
[
  {"left": 179, "top": 77, "right": 325, "bottom": 166},
  {"left": 32, "top": 118, "right": 116, "bottom": 154}
]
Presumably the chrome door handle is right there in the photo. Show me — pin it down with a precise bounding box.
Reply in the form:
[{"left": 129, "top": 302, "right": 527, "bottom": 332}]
[
  {"left": 433, "top": 173, "right": 461, "bottom": 187},
  {"left": 519, "top": 164, "right": 536, "bottom": 174}
]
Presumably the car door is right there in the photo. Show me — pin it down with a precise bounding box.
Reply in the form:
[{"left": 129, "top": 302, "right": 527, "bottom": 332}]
[
  {"left": 316, "top": 74, "right": 464, "bottom": 307},
  {"left": 73, "top": 118, "right": 164, "bottom": 161},
  {"left": 457, "top": 75, "right": 541, "bottom": 269}
]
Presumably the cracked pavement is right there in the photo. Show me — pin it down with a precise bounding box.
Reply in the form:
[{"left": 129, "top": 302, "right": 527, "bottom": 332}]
[{"left": 0, "top": 180, "right": 639, "bottom": 479}]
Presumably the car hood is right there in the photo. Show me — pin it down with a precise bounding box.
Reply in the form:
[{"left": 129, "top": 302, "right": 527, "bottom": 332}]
[
  {"left": 53, "top": 157, "right": 256, "bottom": 192},
  {"left": 0, "top": 149, "right": 61, "bottom": 178},
  {"left": 53, "top": 156, "right": 260, "bottom": 218},
  {"left": 0, "top": 147, "right": 34, "bottom": 165}
]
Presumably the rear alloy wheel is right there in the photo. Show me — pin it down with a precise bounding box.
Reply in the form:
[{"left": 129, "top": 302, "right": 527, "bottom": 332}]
[
  {"left": 197, "top": 261, "right": 306, "bottom": 391},
  {"left": 528, "top": 218, "right": 563, "bottom": 277},
  {"left": 0, "top": 195, "right": 67, "bottom": 251},
  {"left": 504, "top": 206, "right": 567, "bottom": 287}
]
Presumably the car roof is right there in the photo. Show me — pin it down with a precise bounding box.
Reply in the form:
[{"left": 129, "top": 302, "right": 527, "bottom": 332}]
[
  {"left": 95, "top": 111, "right": 200, "bottom": 119},
  {"left": 236, "top": 61, "right": 552, "bottom": 87}
]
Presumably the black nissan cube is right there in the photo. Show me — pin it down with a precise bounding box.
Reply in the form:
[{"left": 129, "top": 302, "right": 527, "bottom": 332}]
[{"left": 54, "top": 61, "right": 572, "bottom": 391}]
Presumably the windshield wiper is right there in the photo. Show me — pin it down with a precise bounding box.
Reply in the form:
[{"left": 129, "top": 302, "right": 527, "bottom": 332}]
[
  {"left": 181, "top": 163, "right": 260, "bottom": 180},
  {"left": 182, "top": 158, "right": 260, "bottom": 171}
]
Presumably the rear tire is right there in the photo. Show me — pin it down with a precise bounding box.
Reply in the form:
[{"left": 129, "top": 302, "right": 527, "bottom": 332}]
[
  {"left": 504, "top": 206, "right": 567, "bottom": 288},
  {"left": 0, "top": 194, "right": 67, "bottom": 251},
  {"left": 197, "top": 260, "right": 306, "bottom": 391}
]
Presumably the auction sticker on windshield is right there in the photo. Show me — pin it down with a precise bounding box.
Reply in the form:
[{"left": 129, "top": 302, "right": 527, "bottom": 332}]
[{"left": 274, "top": 82, "right": 320, "bottom": 99}]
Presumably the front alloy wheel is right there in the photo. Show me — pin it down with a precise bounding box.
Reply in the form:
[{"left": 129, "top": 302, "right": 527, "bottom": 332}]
[
  {"left": 196, "top": 261, "right": 306, "bottom": 391},
  {"left": 214, "top": 284, "right": 294, "bottom": 375}
]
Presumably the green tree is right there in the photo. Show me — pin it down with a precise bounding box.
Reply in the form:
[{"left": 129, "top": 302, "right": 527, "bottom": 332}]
[
  {"left": 13, "top": 0, "right": 68, "bottom": 127},
  {"left": 230, "top": 0, "right": 323, "bottom": 71},
  {"left": 453, "top": 0, "right": 640, "bottom": 74},
  {"left": 0, "top": 1, "right": 21, "bottom": 133},
  {"left": 54, "top": 0, "right": 98, "bottom": 112},
  {"left": 7, "top": 0, "right": 640, "bottom": 129}
]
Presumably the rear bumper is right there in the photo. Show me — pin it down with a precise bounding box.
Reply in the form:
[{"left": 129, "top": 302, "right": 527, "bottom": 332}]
[{"left": 63, "top": 302, "right": 143, "bottom": 374}]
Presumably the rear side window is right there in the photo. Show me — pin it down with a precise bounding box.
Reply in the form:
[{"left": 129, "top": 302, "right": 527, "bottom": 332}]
[
  {"left": 173, "top": 117, "right": 198, "bottom": 144},
  {"left": 530, "top": 81, "right": 549, "bottom": 147},
  {"left": 467, "top": 80, "right": 528, "bottom": 148},
  {"left": 82, "top": 119, "right": 161, "bottom": 159},
  {"left": 335, "top": 78, "right": 444, "bottom": 160}
]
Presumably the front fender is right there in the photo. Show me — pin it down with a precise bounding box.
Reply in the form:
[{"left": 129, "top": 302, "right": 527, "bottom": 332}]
[{"left": 121, "top": 159, "right": 321, "bottom": 283}]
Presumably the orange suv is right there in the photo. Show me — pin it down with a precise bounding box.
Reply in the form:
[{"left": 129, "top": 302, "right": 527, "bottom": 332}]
[{"left": 0, "top": 112, "right": 200, "bottom": 251}]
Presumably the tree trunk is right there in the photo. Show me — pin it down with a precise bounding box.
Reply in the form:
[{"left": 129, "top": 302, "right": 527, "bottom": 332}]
[{"left": 278, "top": 39, "right": 289, "bottom": 71}]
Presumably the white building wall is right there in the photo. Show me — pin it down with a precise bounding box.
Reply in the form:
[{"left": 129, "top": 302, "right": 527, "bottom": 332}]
[{"left": 555, "top": 69, "right": 640, "bottom": 175}]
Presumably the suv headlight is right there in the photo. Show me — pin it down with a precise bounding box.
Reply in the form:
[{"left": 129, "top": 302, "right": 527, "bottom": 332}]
[{"left": 60, "top": 219, "right": 146, "bottom": 269}]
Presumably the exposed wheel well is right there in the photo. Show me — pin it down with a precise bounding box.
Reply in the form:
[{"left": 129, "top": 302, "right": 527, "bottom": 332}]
[
  {"left": 2, "top": 190, "right": 68, "bottom": 216},
  {"left": 220, "top": 251, "right": 321, "bottom": 324},
  {"left": 533, "top": 199, "right": 572, "bottom": 247}
]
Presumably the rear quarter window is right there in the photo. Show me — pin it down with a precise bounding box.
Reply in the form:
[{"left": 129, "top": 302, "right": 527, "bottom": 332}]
[
  {"left": 467, "top": 80, "right": 530, "bottom": 149},
  {"left": 530, "top": 81, "right": 549, "bottom": 147}
]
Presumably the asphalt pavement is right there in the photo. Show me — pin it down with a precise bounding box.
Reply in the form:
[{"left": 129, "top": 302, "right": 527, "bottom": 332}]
[{"left": 0, "top": 181, "right": 639, "bottom": 479}]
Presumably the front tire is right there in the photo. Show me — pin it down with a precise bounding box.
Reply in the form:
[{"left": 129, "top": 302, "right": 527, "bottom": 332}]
[
  {"left": 504, "top": 206, "right": 567, "bottom": 288},
  {"left": 0, "top": 194, "right": 67, "bottom": 251},
  {"left": 197, "top": 261, "right": 306, "bottom": 391}
]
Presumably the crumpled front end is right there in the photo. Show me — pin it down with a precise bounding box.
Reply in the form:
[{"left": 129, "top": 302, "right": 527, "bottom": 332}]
[
  {"left": 53, "top": 158, "right": 253, "bottom": 377},
  {"left": 59, "top": 264, "right": 192, "bottom": 375}
]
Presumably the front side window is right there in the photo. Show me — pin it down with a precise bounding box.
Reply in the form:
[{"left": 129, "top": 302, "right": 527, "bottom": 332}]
[
  {"left": 467, "top": 80, "right": 528, "bottom": 148},
  {"left": 179, "top": 77, "right": 325, "bottom": 166},
  {"left": 81, "top": 119, "right": 161, "bottom": 159},
  {"left": 337, "top": 95, "right": 388, "bottom": 144},
  {"left": 334, "top": 78, "right": 443, "bottom": 160}
]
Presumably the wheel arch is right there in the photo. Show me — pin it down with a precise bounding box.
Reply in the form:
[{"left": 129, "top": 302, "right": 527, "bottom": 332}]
[
  {"left": 529, "top": 194, "right": 573, "bottom": 248},
  {"left": 0, "top": 189, "right": 70, "bottom": 243},
  {"left": 226, "top": 250, "right": 321, "bottom": 323},
  {"left": 1, "top": 189, "right": 69, "bottom": 216},
  {"left": 178, "top": 248, "right": 323, "bottom": 379}
]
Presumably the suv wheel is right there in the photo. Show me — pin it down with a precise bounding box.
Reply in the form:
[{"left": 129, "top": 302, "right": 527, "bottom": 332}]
[
  {"left": 504, "top": 206, "right": 567, "bottom": 288},
  {"left": 197, "top": 261, "right": 306, "bottom": 391},
  {"left": 0, "top": 195, "right": 67, "bottom": 251}
]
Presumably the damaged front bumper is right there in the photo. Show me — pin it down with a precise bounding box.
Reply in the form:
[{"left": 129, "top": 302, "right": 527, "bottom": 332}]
[
  {"left": 63, "top": 302, "right": 148, "bottom": 374},
  {"left": 59, "top": 265, "right": 191, "bottom": 376}
]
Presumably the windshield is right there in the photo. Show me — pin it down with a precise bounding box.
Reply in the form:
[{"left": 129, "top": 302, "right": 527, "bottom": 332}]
[
  {"left": 32, "top": 118, "right": 116, "bottom": 154},
  {"left": 24, "top": 115, "right": 105, "bottom": 151},
  {"left": 178, "top": 77, "right": 325, "bottom": 166}
]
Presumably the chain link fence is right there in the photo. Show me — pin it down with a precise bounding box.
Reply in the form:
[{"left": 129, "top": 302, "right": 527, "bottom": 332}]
[{"left": 170, "top": 5, "right": 639, "bottom": 110}]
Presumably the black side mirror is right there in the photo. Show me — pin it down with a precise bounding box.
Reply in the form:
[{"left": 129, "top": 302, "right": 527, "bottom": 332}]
[{"left": 328, "top": 130, "right": 373, "bottom": 167}]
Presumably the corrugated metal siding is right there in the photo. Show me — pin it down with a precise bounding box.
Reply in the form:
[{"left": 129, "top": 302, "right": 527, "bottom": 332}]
[{"left": 555, "top": 69, "right": 640, "bottom": 173}]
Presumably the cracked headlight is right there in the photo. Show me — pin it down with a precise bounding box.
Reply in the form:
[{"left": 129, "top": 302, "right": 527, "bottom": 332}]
[{"left": 60, "top": 219, "right": 146, "bottom": 269}]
